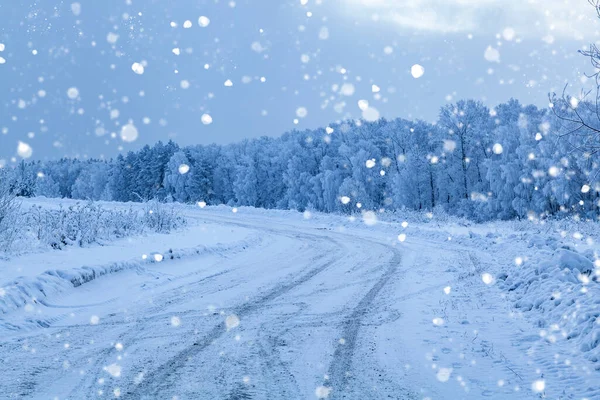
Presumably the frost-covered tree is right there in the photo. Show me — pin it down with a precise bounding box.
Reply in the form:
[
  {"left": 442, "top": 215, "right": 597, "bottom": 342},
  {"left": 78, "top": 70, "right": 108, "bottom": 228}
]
[{"left": 14, "top": 97, "right": 600, "bottom": 221}]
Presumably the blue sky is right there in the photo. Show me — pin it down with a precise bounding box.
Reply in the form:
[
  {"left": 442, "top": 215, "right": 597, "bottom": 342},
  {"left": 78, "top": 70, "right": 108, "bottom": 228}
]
[{"left": 0, "top": 0, "right": 598, "bottom": 162}]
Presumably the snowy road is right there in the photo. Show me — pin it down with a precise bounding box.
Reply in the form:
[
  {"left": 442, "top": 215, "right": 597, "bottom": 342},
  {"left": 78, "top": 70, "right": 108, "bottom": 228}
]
[{"left": 2, "top": 208, "right": 599, "bottom": 399}]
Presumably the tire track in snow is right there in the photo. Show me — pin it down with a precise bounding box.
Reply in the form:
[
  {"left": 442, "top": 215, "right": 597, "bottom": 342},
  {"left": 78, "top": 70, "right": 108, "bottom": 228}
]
[
  {"left": 61, "top": 225, "right": 335, "bottom": 400},
  {"left": 323, "top": 243, "right": 403, "bottom": 399},
  {"left": 126, "top": 242, "right": 343, "bottom": 399}
]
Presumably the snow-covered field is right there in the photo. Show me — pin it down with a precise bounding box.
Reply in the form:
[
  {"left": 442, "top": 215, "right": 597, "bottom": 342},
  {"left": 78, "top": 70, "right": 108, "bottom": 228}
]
[{"left": 1, "top": 199, "right": 600, "bottom": 399}]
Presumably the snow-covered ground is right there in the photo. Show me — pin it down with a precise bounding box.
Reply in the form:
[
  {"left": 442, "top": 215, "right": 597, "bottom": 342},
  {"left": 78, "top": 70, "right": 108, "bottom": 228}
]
[{"left": 1, "top": 199, "right": 600, "bottom": 399}]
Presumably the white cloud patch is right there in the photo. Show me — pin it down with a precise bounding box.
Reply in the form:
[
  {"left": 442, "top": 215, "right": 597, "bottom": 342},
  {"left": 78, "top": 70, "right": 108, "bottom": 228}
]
[{"left": 342, "top": 0, "right": 596, "bottom": 38}]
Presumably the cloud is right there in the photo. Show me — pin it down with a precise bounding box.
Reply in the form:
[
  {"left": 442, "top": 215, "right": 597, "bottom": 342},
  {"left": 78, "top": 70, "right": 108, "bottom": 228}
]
[{"left": 342, "top": 0, "right": 598, "bottom": 39}]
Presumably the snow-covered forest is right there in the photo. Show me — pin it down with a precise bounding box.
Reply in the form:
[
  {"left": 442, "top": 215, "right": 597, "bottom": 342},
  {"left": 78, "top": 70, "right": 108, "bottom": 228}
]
[{"left": 4, "top": 97, "right": 600, "bottom": 222}]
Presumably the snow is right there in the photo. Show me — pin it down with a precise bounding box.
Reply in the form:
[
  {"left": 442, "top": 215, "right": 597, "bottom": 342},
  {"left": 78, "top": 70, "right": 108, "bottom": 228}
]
[
  {"left": 481, "top": 272, "right": 494, "bottom": 284},
  {"left": 66, "top": 87, "right": 79, "bottom": 99},
  {"left": 70, "top": 2, "right": 81, "bottom": 16},
  {"left": 484, "top": 46, "right": 501, "bottom": 63},
  {"left": 361, "top": 106, "right": 380, "bottom": 121},
  {"left": 225, "top": 314, "right": 240, "bottom": 330},
  {"left": 410, "top": 64, "right": 425, "bottom": 78},
  {"left": 0, "top": 199, "right": 256, "bottom": 318},
  {"left": 2, "top": 200, "right": 600, "bottom": 398},
  {"left": 198, "top": 16, "right": 210, "bottom": 28},
  {"left": 120, "top": 122, "right": 138, "bottom": 142},
  {"left": 106, "top": 32, "right": 119, "bottom": 44},
  {"left": 16, "top": 141, "right": 32, "bottom": 158},
  {"left": 178, "top": 164, "right": 190, "bottom": 174},
  {"left": 201, "top": 113, "right": 213, "bottom": 125},
  {"left": 340, "top": 83, "right": 355, "bottom": 96},
  {"left": 318, "top": 26, "right": 329, "bottom": 40},
  {"left": 131, "top": 62, "right": 145, "bottom": 75},
  {"left": 502, "top": 27, "right": 516, "bottom": 41},
  {"left": 296, "top": 107, "right": 308, "bottom": 118}
]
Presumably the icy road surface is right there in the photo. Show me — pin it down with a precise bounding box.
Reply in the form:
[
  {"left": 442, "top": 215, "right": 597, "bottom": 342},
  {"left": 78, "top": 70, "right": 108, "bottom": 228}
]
[{"left": 1, "top": 206, "right": 598, "bottom": 399}]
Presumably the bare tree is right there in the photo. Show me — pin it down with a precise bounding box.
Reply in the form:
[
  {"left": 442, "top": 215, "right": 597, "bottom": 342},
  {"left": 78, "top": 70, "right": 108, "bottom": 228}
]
[{"left": 549, "top": 0, "right": 600, "bottom": 155}]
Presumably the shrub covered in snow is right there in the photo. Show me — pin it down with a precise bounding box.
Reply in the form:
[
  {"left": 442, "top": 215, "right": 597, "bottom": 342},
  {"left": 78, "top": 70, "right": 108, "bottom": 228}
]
[
  {"left": 0, "top": 200, "right": 186, "bottom": 255},
  {"left": 0, "top": 176, "right": 21, "bottom": 253},
  {"left": 499, "top": 246, "right": 600, "bottom": 368}
]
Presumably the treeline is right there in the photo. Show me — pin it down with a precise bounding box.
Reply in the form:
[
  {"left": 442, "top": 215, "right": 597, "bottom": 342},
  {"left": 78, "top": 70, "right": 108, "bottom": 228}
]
[{"left": 2, "top": 98, "right": 600, "bottom": 221}]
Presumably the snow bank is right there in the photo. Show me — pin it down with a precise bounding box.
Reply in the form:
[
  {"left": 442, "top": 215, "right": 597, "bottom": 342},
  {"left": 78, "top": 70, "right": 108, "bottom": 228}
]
[
  {"left": 500, "top": 246, "right": 600, "bottom": 367},
  {"left": 0, "top": 235, "right": 261, "bottom": 317}
]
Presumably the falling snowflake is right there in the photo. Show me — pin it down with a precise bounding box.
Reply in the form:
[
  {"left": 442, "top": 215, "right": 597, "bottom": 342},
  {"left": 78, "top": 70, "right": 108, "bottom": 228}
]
[
  {"left": 106, "top": 32, "right": 119, "bottom": 44},
  {"left": 225, "top": 314, "right": 240, "bottom": 330},
  {"left": 131, "top": 62, "right": 145, "bottom": 75},
  {"left": 484, "top": 46, "right": 500, "bottom": 63},
  {"left": 340, "top": 83, "right": 355, "bottom": 96},
  {"left": 198, "top": 16, "right": 210, "bottom": 27},
  {"left": 17, "top": 141, "right": 33, "bottom": 158},
  {"left": 502, "top": 27, "right": 516, "bottom": 41},
  {"left": 411, "top": 64, "right": 425, "bottom": 79},
  {"left": 71, "top": 2, "right": 81, "bottom": 16},
  {"left": 296, "top": 107, "right": 308, "bottom": 118},
  {"left": 582, "top": 184, "right": 590, "bottom": 193},
  {"left": 315, "top": 386, "right": 332, "bottom": 399},
  {"left": 67, "top": 87, "right": 79, "bottom": 99},
  {"left": 120, "top": 123, "right": 139, "bottom": 142},
  {"left": 362, "top": 211, "right": 378, "bottom": 226},
  {"left": 531, "top": 380, "right": 545, "bottom": 393},
  {"left": 178, "top": 164, "right": 190, "bottom": 174},
  {"left": 436, "top": 368, "right": 453, "bottom": 382},
  {"left": 481, "top": 273, "right": 494, "bottom": 285},
  {"left": 104, "top": 364, "right": 121, "bottom": 378},
  {"left": 362, "top": 107, "right": 380, "bottom": 122}
]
